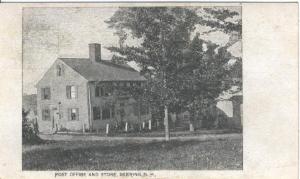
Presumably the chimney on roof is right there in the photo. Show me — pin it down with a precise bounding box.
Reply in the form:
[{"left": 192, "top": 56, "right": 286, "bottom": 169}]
[{"left": 89, "top": 43, "right": 101, "bottom": 63}]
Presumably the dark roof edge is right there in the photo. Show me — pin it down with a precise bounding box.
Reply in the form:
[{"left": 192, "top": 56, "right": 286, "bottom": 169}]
[{"left": 58, "top": 57, "right": 138, "bottom": 72}]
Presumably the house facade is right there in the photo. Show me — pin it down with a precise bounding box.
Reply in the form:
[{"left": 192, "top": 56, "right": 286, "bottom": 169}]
[{"left": 36, "top": 43, "right": 151, "bottom": 133}]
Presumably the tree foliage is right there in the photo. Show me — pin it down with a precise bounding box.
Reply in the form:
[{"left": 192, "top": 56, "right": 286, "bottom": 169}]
[{"left": 106, "top": 7, "right": 241, "bottom": 124}]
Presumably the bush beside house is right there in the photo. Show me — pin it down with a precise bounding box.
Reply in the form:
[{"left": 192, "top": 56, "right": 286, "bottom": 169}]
[{"left": 22, "top": 109, "right": 42, "bottom": 145}]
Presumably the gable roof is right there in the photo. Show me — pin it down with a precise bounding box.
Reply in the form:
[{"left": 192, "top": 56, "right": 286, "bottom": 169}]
[{"left": 60, "top": 58, "right": 146, "bottom": 82}]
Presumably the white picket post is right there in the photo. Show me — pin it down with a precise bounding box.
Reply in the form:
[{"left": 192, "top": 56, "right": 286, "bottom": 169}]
[
  {"left": 148, "top": 120, "right": 151, "bottom": 130},
  {"left": 125, "top": 122, "right": 128, "bottom": 132},
  {"left": 106, "top": 124, "right": 109, "bottom": 135},
  {"left": 142, "top": 122, "right": 145, "bottom": 129}
]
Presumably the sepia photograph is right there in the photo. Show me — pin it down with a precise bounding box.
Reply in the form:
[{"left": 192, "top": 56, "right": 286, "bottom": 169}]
[{"left": 22, "top": 6, "right": 242, "bottom": 170}]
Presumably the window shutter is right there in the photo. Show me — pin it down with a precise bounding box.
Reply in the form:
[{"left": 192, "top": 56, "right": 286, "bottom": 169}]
[
  {"left": 47, "top": 88, "right": 51, "bottom": 99},
  {"left": 68, "top": 108, "right": 71, "bottom": 121},
  {"left": 100, "top": 107, "right": 102, "bottom": 120},
  {"left": 42, "top": 109, "right": 45, "bottom": 120},
  {"left": 66, "top": 86, "right": 71, "bottom": 99},
  {"left": 76, "top": 108, "right": 79, "bottom": 120},
  {"left": 100, "top": 87, "right": 104, "bottom": 96},
  {"left": 95, "top": 86, "right": 99, "bottom": 97},
  {"left": 93, "top": 107, "right": 96, "bottom": 120},
  {"left": 41, "top": 88, "right": 44, "bottom": 99}
]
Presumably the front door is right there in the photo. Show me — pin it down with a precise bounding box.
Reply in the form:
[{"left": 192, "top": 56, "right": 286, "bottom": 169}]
[{"left": 51, "top": 107, "right": 59, "bottom": 133}]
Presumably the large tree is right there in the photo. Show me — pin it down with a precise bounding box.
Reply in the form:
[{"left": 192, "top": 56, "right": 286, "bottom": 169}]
[
  {"left": 106, "top": 7, "right": 200, "bottom": 140},
  {"left": 106, "top": 7, "right": 241, "bottom": 139}
]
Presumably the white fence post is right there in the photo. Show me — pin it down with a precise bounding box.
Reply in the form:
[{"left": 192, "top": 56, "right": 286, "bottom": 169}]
[
  {"left": 125, "top": 122, "right": 128, "bottom": 132},
  {"left": 142, "top": 122, "right": 145, "bottom": 129},
  {"left": 148, "top": 120, "right": 151, "bottom": 130},
  {"left": 106, "top": 124, "right": 109, "bottom": 135}
]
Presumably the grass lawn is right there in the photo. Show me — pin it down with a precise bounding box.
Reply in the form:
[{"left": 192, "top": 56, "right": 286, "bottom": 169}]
[{"left": 22, "top": 137, "right": 242, "bottom": 170}]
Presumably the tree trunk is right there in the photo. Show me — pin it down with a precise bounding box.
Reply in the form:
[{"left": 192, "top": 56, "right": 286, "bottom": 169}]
[
  {"left": 189, "top": 122, "right": 194, "bottom": 132},
  {"left": 189, "top": 111, "right": 195, "bottom": 132},
  {"left": 164, "top": 105, "right": 170, "bottom": 141}
]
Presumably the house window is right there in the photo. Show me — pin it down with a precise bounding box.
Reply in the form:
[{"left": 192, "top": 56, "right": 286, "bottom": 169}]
[
  {"left": 93, "top": 107, "right": 101, "bottom": 120},
  {"left": 41, "top": 87, "right": 51, "bottom": 100},
  {"left": 56, "top": 65, "right": 63, "bottom": 76},
  {"left": 71, "top": 86, "right": 76, "bottom": 98},
  {"left": 42, "top": 107, "right": 50, "bottom": 121},
  {"left": 100, "top": 87, "right": 105, "bottom": 96},
  {"left": 102, "top": 107, "right": 111, "bottom": 120},
  {"left": 68, "top": 108, "right": 79, "bottom": 121},
  {"left": 95, "top": 86, "right": 105, "bottom": 97},
  {"left": 93, "top": 106, "right": 114, "bottom": 120},
  {"left": 95, "top": 85, "right": 112, "bottom": 97},
  {"left": 95, "top": 86, "right": 100, "bottom": 97},
  {"left": 66, "top": 85, "right": 77, "bottom": 99}
]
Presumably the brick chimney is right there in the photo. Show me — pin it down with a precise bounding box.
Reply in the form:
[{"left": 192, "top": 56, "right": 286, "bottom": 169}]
[{"left": 89, "top": 43, "right": 101, "bottom": 63}]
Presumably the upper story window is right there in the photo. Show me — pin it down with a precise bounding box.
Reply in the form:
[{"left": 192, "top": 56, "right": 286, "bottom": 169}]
[
  {"left": 95, "top": 86, "right": 103, "bottom": 97},
  {"left": 41, "top": 87, "right": 51, "bottom": 100},
  {"left": 66, "top": 85, "right": 77, "bottom": 99},
  {"left": 56, "top": 65, "right": 63, "bottom": 76},
  {"left": 95, "top": 85, "right": 112, "bottom": 97}
]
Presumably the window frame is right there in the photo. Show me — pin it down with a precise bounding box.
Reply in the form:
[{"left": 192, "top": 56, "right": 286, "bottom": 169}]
[
  {"left": 95, "top": 84, "right": 112, "bottom": 97},
  {"left": 70, "top": 86, "right": 77, "bottom": 99},
  {"left": 93, "top": 106, "right": 101, "bottom": 120},
  {"left": 66, "top": 85, "right": 77, "bottom": 99},
  {"left": 102, "top": 107, "right": 111, "bottom": 120},
  {"left": 41, "top": 87, "right": 51, "bottom": 100},
  {"left": 68, "top": 108, "right": 79, "bottom": 121},
  {"left": 93, "top": 105, "right": 115, "bottom": 120},
  {"left": 42, "top": 107, "right": 51, "bottom": 121}
]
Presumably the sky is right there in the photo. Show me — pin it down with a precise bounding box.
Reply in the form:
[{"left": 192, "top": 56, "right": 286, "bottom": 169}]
[{"left": 23, "top": 7, "right": 241, "bottom": 95}]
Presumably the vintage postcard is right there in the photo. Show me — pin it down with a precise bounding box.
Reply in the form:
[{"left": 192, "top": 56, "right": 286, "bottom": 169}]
[{"left": 0, "top": 2, "right": 298, "bottom": 179}]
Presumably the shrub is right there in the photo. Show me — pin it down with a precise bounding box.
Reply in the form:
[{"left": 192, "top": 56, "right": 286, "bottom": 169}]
[{"left": 22, "top": 109, "right": 43, "bottom": 145}]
